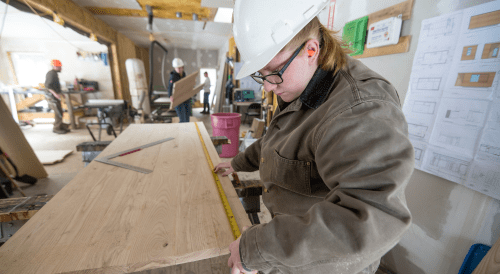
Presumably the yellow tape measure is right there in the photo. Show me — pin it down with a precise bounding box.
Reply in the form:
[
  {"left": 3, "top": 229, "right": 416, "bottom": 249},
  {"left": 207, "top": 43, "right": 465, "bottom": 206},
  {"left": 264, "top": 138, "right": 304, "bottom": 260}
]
[{"left": 195, "top": 123, "right": 241, "bottom": 239}]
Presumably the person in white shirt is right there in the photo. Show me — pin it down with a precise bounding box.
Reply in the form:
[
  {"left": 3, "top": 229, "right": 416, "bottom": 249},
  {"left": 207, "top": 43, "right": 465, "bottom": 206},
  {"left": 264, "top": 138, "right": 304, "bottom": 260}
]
[{"left": 202, "top": 71, "right": 211, "bottom": 114}]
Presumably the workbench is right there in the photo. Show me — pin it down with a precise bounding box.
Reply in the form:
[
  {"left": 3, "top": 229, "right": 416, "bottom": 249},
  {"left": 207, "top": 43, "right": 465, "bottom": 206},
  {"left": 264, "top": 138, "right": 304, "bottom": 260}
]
[{"left": 0, "top": 123, "right": 250, "bottom": 273}]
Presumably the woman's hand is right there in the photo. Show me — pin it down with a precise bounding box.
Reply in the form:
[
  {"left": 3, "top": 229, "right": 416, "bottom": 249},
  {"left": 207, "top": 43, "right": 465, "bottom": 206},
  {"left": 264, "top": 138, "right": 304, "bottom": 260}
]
[
  {"left": 228, "top": 226, "right": 257, "bottom": 274},
  {"left": 214, "top": 162, "right": 235, "bottom": 177}
]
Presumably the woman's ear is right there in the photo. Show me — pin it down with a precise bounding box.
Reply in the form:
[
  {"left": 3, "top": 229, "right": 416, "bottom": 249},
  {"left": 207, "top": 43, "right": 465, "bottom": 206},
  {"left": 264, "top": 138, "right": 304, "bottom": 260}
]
[{"left": 305, "top": 39, "right": 320, "bottom": 64}]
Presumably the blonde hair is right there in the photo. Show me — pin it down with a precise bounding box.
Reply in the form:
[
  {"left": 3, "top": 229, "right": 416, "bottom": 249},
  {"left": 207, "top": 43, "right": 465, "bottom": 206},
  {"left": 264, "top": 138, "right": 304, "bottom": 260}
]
[{"left": 283, "top": 17, "right": 349, "bottom": 75}]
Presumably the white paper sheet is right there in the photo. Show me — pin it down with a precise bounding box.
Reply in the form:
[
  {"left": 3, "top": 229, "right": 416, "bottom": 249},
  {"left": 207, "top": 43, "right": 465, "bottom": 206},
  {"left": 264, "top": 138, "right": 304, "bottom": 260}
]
[{"left": 403, "top": 0, "right": 500, "bottom": 200}]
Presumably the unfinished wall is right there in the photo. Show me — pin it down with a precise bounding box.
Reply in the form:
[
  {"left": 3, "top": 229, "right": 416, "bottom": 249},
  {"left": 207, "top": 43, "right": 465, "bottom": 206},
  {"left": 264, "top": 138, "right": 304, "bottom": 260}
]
[
  {"left": 150, "top": 46, "right": 218, "bottom": 100},
  {"left": 319, "top": 0, "right": 500, "bottom": 273}
]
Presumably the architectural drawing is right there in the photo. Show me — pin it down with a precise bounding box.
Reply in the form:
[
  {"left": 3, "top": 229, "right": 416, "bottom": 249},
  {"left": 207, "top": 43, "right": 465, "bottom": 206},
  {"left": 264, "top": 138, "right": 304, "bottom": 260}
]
[
  {"left": 414, "top": 77, "right": 442, "bottom": 91},
  {"left": 413, "top": 101, "right": 437, "bottom": 114},
  {"left": 426, "top": 152, "right": 470, "bottom": 180},
  {"left": 444, "top": 107, "right": 485, "bottom": 124},
  {"left": 422, "top": 17, "right": 456, "bottom": 37},
  {"left": 408, "top": 123, "right": 429, "bottom": 139},
  {"left": 417, "top": 50, "right": 450, "bottom": 65}
]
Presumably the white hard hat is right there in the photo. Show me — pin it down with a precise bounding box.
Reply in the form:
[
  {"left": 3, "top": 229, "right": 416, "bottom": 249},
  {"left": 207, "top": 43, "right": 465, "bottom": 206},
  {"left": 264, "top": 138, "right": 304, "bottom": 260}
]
[
  {"left": 172, "top": 58, "right": 184, "bottom": 68},
  {"left": 233, "top": 0, "right": 329, "bottom": 79}
]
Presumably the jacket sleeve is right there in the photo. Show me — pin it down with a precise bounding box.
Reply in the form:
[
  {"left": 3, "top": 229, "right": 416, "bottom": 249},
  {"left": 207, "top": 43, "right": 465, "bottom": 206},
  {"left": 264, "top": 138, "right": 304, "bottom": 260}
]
[
  {"left": 167, "top": 74, "right": 175, "bottom": 97},
  {"left": 239, "top": 100, "right": 414, "bottom": 272},
  {"left": 230, "top": 137, "right": 262, "bottom": 172}
]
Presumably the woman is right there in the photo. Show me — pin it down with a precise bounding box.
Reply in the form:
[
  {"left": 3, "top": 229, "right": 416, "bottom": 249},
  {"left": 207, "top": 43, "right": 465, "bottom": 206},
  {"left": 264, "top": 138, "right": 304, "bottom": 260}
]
[
  {"left": 168, "top": 58, "right": 190, "bottom": 123},
  {"left": 214, "top": 1, "right": 415, "bottom": 274}
]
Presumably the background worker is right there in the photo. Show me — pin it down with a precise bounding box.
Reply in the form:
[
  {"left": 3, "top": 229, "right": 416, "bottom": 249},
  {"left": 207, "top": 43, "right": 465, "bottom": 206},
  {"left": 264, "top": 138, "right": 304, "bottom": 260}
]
[
  {"left": 201, "top": 71, "right": 211, "bottom": 114},
  {"left": 214, "top": 0, "right": 415, "bottom": 273},
  {"left": 168, "top": 58, "right": 190, "bottom": 123},
  {"left": 44, "top": 59, "right": 69, "bottom": 134}
]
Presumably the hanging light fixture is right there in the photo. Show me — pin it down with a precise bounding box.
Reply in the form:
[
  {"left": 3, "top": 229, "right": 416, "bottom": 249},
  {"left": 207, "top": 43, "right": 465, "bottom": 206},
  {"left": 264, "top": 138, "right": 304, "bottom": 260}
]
[
  {"left": 176, "top": 12, "right": 182, "bottom": 18},
  {"left": 192, "top": 13, "right": 198, "bottom": 21}
]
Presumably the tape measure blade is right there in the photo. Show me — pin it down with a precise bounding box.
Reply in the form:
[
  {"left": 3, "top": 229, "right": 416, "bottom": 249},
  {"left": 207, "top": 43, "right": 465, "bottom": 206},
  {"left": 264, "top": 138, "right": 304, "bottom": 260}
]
[{"left": 195, "top": 123, "right": 241, "bottom": 239}]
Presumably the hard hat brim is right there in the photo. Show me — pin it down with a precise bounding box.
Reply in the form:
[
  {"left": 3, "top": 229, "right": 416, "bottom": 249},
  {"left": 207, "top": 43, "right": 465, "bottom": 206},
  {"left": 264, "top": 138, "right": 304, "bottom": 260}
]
[{"left": 235, "top": 47, "right": 283, "bottom": 80}]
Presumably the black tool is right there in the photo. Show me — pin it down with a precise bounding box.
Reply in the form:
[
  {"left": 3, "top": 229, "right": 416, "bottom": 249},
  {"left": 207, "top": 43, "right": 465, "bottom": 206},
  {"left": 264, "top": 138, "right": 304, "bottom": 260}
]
[{"left": 0, "top": 148, "right": 37, "bottom": 185}]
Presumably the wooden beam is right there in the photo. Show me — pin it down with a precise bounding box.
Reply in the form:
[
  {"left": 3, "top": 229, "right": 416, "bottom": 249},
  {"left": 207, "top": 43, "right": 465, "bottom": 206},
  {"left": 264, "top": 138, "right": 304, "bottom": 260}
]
[
  {"left": 15, "top": 94, "right": 45, "bottom": 110},
  {"left": 5, "top": 52, "right": 19, "bottom": 85},
  {"left": 22, "top": 0, "right": 117, "bottom": 43},
  {"left": 86, "top": 7, "right": 212, "bottom": 20}
]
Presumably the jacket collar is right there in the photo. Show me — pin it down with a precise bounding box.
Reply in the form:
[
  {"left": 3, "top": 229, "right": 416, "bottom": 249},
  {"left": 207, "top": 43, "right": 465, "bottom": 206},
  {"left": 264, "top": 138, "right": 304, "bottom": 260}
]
[
  {"left": 299, "top": 67, "right": 337, "bottom": 109},
  {"left": 276, "top": 66, "right": 337, "bottom": 112}
]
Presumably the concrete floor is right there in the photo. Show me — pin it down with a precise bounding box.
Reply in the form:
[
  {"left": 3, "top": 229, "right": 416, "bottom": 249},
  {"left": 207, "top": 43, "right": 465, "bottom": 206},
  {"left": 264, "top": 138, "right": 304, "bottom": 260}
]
[{"left": 13, "top": 107, "right": 272, "bottom": 223}]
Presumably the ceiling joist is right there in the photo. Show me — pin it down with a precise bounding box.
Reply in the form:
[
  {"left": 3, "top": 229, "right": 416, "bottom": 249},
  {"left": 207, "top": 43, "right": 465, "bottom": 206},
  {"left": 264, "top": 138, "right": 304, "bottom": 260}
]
[{"left": 87, "top": 7, "right": 217, "bottom": 21}]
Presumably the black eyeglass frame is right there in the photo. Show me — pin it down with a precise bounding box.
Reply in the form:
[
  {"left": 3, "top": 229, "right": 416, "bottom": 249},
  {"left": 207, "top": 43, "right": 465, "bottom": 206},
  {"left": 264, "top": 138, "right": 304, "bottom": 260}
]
[{"left": 250, "top": 42, "right": 307, "bottom": 85}]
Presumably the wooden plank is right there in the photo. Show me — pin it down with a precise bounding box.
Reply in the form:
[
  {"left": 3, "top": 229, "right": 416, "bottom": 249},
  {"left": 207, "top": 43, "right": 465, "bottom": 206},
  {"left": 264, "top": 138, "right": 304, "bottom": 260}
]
[
  {"left": 352, "top": 35, "right": 411, "bottom": 59},
  {"left": 196, "top": 122, "right": 252, "bottom": 240},
  {"left": 15, "top": 94, "right": 45, "bottom": 110},
  {"left": 0, "top": 97, "right": 47, "bottom": 179},
  {"left": 469, "top": 10, "right": 500, "bottom": 29},
  {"left": 472, "top": 238, "right": 500, "bottom": 274},
  {"left": 170, "top": 72, "right": 199, "bottom": 109},
  {"left": 0, "top": 124, "right": 248, "bottom": 273},
  {"left": 368, "top": 0, "right": 414, "bottom": 24},
  {"left": 0, "top": 195, "right": 54, "bottom": 222}
]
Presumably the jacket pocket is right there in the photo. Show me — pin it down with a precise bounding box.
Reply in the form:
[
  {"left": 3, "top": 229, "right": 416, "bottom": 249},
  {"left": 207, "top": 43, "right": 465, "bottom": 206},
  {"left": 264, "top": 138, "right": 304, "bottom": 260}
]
[{"left": 271, "top": 150, "right": 311, "bottom": 195}]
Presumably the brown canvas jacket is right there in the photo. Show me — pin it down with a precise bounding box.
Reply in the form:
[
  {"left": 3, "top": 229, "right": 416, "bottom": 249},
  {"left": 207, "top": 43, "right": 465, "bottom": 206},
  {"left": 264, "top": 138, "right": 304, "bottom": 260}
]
[{"left": 231, "top": 56, "right": 414, "bottom": 274}]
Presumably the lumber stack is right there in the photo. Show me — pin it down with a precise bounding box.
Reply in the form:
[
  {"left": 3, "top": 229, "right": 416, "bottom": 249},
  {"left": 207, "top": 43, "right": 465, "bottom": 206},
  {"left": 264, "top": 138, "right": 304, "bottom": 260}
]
[{"left": 0, "top": 123, "right": 250, "bottom": 273}]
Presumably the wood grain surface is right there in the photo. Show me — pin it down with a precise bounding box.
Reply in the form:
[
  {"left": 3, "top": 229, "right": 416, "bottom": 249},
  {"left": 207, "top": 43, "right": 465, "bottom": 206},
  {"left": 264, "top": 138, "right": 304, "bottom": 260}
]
[
  {"left": 0, "top": 97, "right": 47, "bottom": 179},
  {"left": 170, "top": 72, "right": 199, "bottom": 109},
  {"left": 0, "top": 123, "right": 250, "bottom": 273},
  {"left": 472, "top": 238, "right": 500, "bottom": 274}
]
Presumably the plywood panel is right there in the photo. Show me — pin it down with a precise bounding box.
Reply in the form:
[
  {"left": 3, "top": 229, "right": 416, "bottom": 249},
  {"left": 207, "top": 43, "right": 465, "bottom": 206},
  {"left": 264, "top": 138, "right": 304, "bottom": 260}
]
[
  {"left": 469, "top": 10, "right": 500, "bottom": 29},
  {"left": 351, "top": 0, "right": 413, "bottom": 59},
  {"left": 482, "top": 42, "right": 500, "bottom": 59},
  {"left": 0, "top": 97, "right": 47, "bottom": 179},
  {"left": 170, "top": 72, "right": 199, "bottom": 109},
  {"left": 0, "top": 123, "right": 248, "bottom": 273},
  {"left": 353, "top": 36, "right": 411, "bottom": 59},
  {"left": 461, "top": 45, "right": 478, "bottom": 60}
]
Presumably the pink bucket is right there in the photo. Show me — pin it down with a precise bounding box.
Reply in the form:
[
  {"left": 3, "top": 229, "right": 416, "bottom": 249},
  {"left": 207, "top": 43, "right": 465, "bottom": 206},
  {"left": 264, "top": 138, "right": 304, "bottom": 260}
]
[{"left": 211, "top": 113, "right": 241, "bottom": 158}]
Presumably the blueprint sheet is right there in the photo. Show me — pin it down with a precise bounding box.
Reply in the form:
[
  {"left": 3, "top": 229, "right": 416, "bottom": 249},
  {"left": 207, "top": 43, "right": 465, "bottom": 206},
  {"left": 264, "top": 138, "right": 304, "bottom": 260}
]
[{"left": 403, "top": 0, "right": 500, "bottom": 200}]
